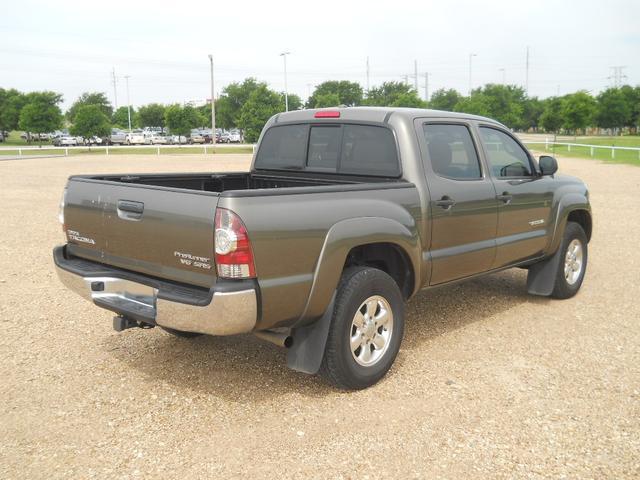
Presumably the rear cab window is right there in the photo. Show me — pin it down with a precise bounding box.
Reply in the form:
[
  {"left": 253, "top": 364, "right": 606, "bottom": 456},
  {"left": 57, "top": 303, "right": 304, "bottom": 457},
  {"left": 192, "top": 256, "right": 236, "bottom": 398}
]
[{"left": 255, "top": 123, "right": 400, "bottom": 177}]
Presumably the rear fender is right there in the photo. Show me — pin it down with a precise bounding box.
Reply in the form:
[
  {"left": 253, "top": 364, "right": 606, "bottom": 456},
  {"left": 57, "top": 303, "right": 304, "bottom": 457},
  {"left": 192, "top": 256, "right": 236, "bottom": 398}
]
[{"left": 295, "top": 216, "right": 420, "bottom": 328}]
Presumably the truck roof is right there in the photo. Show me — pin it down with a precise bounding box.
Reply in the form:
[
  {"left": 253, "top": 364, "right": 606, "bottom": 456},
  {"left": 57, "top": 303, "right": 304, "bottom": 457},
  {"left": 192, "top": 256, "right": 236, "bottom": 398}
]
[{"left": 271, "top": 106, "right": 504, "bottom": 128}]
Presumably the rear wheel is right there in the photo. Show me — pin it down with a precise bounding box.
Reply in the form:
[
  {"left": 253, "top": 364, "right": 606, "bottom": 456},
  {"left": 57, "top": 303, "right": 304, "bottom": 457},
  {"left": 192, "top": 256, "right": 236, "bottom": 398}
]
[
  {"left": 160, "top": 326, "right": 203, "bottom": 338},
  {"left": 551, "top": 221, "right": 588, "bottom": 299},
  {"left": 321, "top": 267, "right": 405, "bottom": 390}
]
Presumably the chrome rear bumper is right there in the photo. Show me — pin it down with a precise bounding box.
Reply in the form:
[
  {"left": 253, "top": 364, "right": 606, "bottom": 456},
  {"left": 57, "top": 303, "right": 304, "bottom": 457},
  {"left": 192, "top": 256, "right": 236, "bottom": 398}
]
[{"left": 54, "top": 248, "right": 257, "bottom": 336}]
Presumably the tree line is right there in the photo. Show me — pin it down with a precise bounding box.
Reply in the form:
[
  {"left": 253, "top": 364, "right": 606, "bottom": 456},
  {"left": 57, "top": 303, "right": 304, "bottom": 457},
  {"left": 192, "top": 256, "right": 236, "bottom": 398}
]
[{"left": 2, "top": 79, "right": 639, "bottom": 143}]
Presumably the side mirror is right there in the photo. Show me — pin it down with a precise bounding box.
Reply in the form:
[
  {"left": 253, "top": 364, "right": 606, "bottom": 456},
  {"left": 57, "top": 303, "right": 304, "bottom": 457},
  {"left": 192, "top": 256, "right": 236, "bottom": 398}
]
[{"left": 539, "top": 155, "right": 558, "bottom": 176}]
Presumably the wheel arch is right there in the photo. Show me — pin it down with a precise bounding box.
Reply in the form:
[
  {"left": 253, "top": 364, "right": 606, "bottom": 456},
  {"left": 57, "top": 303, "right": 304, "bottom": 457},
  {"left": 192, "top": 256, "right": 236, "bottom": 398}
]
[
  {"left": 549, "top": 193, "right": 592, "bottom": 254},
  {"left": 294, "top": 217, "right": 421, "bottom": 328}
]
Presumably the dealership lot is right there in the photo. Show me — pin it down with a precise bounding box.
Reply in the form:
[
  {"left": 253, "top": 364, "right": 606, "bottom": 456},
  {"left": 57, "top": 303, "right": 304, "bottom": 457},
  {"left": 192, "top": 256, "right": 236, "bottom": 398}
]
[{"left": 0, "top": 153, "right": 638, "bottom": 479}]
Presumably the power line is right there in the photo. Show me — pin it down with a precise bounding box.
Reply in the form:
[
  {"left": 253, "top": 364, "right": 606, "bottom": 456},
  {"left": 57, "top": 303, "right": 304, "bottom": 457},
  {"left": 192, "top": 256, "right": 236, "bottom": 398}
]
[{"left": 608, "top": 66, "right": 627, "bottom": 87}]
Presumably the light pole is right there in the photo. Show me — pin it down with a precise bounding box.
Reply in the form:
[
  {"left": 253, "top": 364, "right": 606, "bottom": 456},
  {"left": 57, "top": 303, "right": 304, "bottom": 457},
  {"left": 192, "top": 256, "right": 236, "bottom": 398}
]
[
  {"left": 124, "top": 75, "right": 132, "bottom": 132},
  {"left": 468, "top": 53, "right": 477, "bottom": 95},
  {"left": 208, "top": 54, "right": 216, "bottom": 144},
  {"left": 499, "top": 68, "right": 506, "bottom": 84},
  {"left": 280, "top": 51, "right": 290, "bottom": 111}
]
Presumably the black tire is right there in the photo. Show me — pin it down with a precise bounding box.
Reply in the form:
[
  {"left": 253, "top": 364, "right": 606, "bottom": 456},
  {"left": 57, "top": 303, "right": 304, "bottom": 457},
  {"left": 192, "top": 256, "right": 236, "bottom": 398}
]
[
  {"left": 551, "top": 221, "right": 588, "bottom": 299},
  {"left": 320, "top": 267, "right": 405, "bottom": 390},
  {"left": 160, "top": 326, "right": 203, "bottom": 338}
]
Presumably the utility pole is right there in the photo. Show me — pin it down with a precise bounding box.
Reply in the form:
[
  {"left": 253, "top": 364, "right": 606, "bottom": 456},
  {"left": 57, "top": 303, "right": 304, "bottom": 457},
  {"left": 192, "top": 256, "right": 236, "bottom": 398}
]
[
  {"left": 414, "top": 60, "right": 418, "bottom": 92},
  {"left": 208, "top": 54, "right": 216, "bottom": 143},
  {"left": 423, "top": 72, "right": 430, "bottom": 102},
  {"left": 499, "top": 68, "right": 506, "bottom": 84},
  {"left": 402, "top": 74, "right": 409, "bottom": 86},
  {"left": 111, "top": 67, "right": 118, "bottom": 109},
  {"left": 124, "top": 75, "right": 132, "bottom": 132},
  {"left": 366, "top": 56, "right": 370, "bottom": 93},
  {"left": 525, "top": 46, "right": 529, "bottom": 94},
  {"left": 608, "top": 66, "right": 628, "bottom": 87},
  {"left": 468, "top": 53, "right": 477, "bottom": 95},
  {"left": 280, "top": 51, "right": 290, "bottom": 111}
]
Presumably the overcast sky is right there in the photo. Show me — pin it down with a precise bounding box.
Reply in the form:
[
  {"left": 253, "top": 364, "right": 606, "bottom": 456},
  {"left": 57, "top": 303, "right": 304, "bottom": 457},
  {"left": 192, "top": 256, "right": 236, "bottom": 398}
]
[{"left": 1, "top": 0, "right": 638, "bottom": 110}]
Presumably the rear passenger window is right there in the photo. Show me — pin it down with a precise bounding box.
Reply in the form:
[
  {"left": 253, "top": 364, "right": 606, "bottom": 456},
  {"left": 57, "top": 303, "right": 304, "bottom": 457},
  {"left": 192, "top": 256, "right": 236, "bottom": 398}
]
[
  {"left": 255, "top": 124, "right": 308, "bottom": 170},
  {"left": 422, "top": 124, "right": 482, "bottom": 180},
  {"left": 307, "top": 126, "right": 340, "bottom": 171},
  {"left": 340, "top": 125, "right": 399, "bottom": 176}
]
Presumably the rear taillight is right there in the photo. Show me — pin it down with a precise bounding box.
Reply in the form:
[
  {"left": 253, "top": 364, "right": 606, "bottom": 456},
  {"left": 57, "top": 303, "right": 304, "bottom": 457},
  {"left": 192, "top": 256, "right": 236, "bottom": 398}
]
[
  {"left": 58, "top": 187, "right": 67, "bottom": 232},
  {"left": 214, "top": 208, "right": 256, "bottom": 279}
]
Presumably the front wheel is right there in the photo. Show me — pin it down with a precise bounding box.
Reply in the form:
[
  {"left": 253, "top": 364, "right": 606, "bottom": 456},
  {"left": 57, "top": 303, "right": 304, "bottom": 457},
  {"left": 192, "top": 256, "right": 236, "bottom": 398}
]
[
  {"left": 551, "top": 221, "right": 588, "bottom": 299},
  {"left": 320, "top": 267, "right": 405, "bottom": 390}
]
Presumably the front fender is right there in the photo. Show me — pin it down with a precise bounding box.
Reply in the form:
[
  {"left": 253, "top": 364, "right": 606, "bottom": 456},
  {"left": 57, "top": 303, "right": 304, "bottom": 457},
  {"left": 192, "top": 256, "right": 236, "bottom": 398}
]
[
  {"left": 294, "top": 216, "right": 421, "bottom": 327},
  {"left": 548, "top": 192, "right": 591, "bottom": 254}
]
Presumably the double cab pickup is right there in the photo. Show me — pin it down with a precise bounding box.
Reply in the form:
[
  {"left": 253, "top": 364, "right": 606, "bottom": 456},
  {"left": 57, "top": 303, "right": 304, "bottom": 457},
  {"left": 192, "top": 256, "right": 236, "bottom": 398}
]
[{"left": 54, "top": 107, "right": 592, "bottom": 389}]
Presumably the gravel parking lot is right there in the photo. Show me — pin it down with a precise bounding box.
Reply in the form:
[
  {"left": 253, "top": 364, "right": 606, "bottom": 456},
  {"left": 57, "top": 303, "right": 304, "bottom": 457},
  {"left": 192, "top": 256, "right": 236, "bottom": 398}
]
[{"left": 1, "top": 153, "right": 638, "bottom": 479}]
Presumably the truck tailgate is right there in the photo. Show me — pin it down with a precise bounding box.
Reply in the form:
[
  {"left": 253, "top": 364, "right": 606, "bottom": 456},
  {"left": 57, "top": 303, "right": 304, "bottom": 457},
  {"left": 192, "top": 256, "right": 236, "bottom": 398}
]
[{"left": 63, "top": 178, "right": 219, "bottom": 288}]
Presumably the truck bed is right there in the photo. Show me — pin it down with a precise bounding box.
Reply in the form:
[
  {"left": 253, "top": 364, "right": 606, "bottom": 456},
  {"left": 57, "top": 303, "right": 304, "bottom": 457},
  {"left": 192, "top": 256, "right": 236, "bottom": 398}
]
[{"left": 74, "top": 171, "right": 367, "bottom": 194}]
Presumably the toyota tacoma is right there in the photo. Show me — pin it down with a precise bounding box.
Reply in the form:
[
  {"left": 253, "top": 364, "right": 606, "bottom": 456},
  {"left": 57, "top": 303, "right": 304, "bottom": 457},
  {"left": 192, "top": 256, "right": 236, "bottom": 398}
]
[{"left": 54, "top": 107, "right": 592, "bottom": 389}]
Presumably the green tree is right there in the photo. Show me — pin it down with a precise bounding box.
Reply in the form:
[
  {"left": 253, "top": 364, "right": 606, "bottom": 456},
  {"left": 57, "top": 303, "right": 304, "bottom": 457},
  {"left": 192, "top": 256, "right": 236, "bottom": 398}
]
[
  {"left": 18, "top": 92, "right": 63, "bottom": 141},
  {"left": 428, "top": 88, "right": 462, "bottom": 111},
  {"left": 70, "top": 105, "right": 111, "bottom": 141},
  {"left": 314, "top": 92, "right": 341, "bottom": 108},
  {"left": 138, "top": 103, "right": 166, "bottom": 130},
  {"left": 112, "top": 106, "right": 135, "bottom": 129},
  {"left": 66, "top": 92, "right": 113, "bottom": 122},
  {"left": 0, "top": 88, "right": 27, "bottom": 134},
  {"left": 307, "top": 80, "right": 363, "bottom": 108},
  {"left": 562, "top": 91, "right": 596, "bottom": 134},
  {"left": 215, "top": 78, "right": 262, "bottom": 130},
  {"left": 238, "top": 85, "right": 282, "bottom": 143},
  {"left": 164, "top": 104, "right": 202, "bottom": 137},
  {"left": 454, "top": 93, "right": 491, "bottom": 118},
  {"left": 539, "top": 97, "right": 564, "bottom": 133},
  {"left": 365, "top": 82, "right": 425, "bottom": 107},
  {"left": 463, "top": 84, "right": 526, "bottom": 128},
  {"left": 283, "top": 93, "right": 303, "bottom": 111},
  {"left": 595, "top": 88, "right": 630, "bottom": 132},
  {"left": 620, "top": 85, "right": 640, "bottom": 131},
  {"left": 521, "top": 97, "right": 545, "bottom": 131}
]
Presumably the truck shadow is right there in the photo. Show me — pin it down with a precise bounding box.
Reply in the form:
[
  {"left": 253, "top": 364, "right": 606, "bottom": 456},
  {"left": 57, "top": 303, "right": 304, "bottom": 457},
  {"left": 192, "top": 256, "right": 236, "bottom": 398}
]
[{"left": 103, "top": 268, "right": 549, "bottom": 401}]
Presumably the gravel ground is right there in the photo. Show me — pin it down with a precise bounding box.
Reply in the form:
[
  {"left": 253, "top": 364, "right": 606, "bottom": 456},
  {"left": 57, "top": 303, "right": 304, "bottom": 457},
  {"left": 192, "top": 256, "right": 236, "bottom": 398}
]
[{"left": 1, "top": 153, "right": 638, "bottom": 479}]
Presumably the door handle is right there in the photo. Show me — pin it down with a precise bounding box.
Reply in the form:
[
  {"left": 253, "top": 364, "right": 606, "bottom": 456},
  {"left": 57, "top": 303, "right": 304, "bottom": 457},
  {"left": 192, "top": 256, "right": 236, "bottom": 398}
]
[
  {"left": 435, "top": 196, "right": 456, "bottom": 209},
  {"left": 117, "top": 200, "right": 144, "bottom": 220},
  {"left": 497, "top": 193, "right": 513, "bottom": 204}
]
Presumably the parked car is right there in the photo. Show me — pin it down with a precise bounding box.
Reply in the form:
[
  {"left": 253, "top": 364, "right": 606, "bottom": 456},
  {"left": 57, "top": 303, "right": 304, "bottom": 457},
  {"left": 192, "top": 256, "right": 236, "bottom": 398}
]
[
  {"left": 219, "top": 132, "right": 231, "bottom": 143},
  {"left": 53, "top": 107, "right": 592, "bottom": 390},
  {"left": 108, "top": 130, "right": 127, "bottom": 145},
  {"left": 0, "top": 131, "right": 4, "bottom": 142},
  {"left": 189, "top": 133, "right": 206, "bottom": 144},
  {"left": 168, "top": 135, "right": 188, "bottom": 145},
  {"left": 125, "top": 131, "right": 149, "bottom": 145},
  {"left": 227, "top": 130, "right": 242, "bottom": 143},
  {"left": 83, "top": 136, "right": 103, "bottom": 145},
  {"left": 149, "top": 134, "right": 168, "bottom": 145},
  {"left": 52, "top": 135, "right": 78, "bottom": 146}
]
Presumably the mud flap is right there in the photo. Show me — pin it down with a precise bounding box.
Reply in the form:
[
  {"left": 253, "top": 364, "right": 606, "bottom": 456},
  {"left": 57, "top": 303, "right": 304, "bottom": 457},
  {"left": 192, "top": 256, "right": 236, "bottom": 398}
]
[
  {"left": 527, "top": 247, "right": 562, "bottom": 296},
  {"left": 287, "top": 294, "right": 336, "bottom": 374}
]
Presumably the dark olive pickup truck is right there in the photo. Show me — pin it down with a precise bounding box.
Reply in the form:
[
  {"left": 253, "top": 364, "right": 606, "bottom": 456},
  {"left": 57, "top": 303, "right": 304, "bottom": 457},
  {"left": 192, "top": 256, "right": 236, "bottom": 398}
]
[{"left": 54, "top": 107, "right": 592, "bottom": 389}]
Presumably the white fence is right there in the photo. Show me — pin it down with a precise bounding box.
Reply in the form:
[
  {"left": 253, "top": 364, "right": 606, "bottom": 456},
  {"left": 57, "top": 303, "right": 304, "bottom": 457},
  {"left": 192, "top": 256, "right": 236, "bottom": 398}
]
[
  {"left": 523, "top": 140, "right": 640, "bottom": 160},
  {"left": 0, "top": 143, "right": 256, "bottom": 157}
]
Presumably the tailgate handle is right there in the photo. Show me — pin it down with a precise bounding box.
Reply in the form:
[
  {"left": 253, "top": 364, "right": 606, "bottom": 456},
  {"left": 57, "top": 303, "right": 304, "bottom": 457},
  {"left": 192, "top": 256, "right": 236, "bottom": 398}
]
[{"left": 117, "top": 200, "right": 144, "bottom": 220}]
